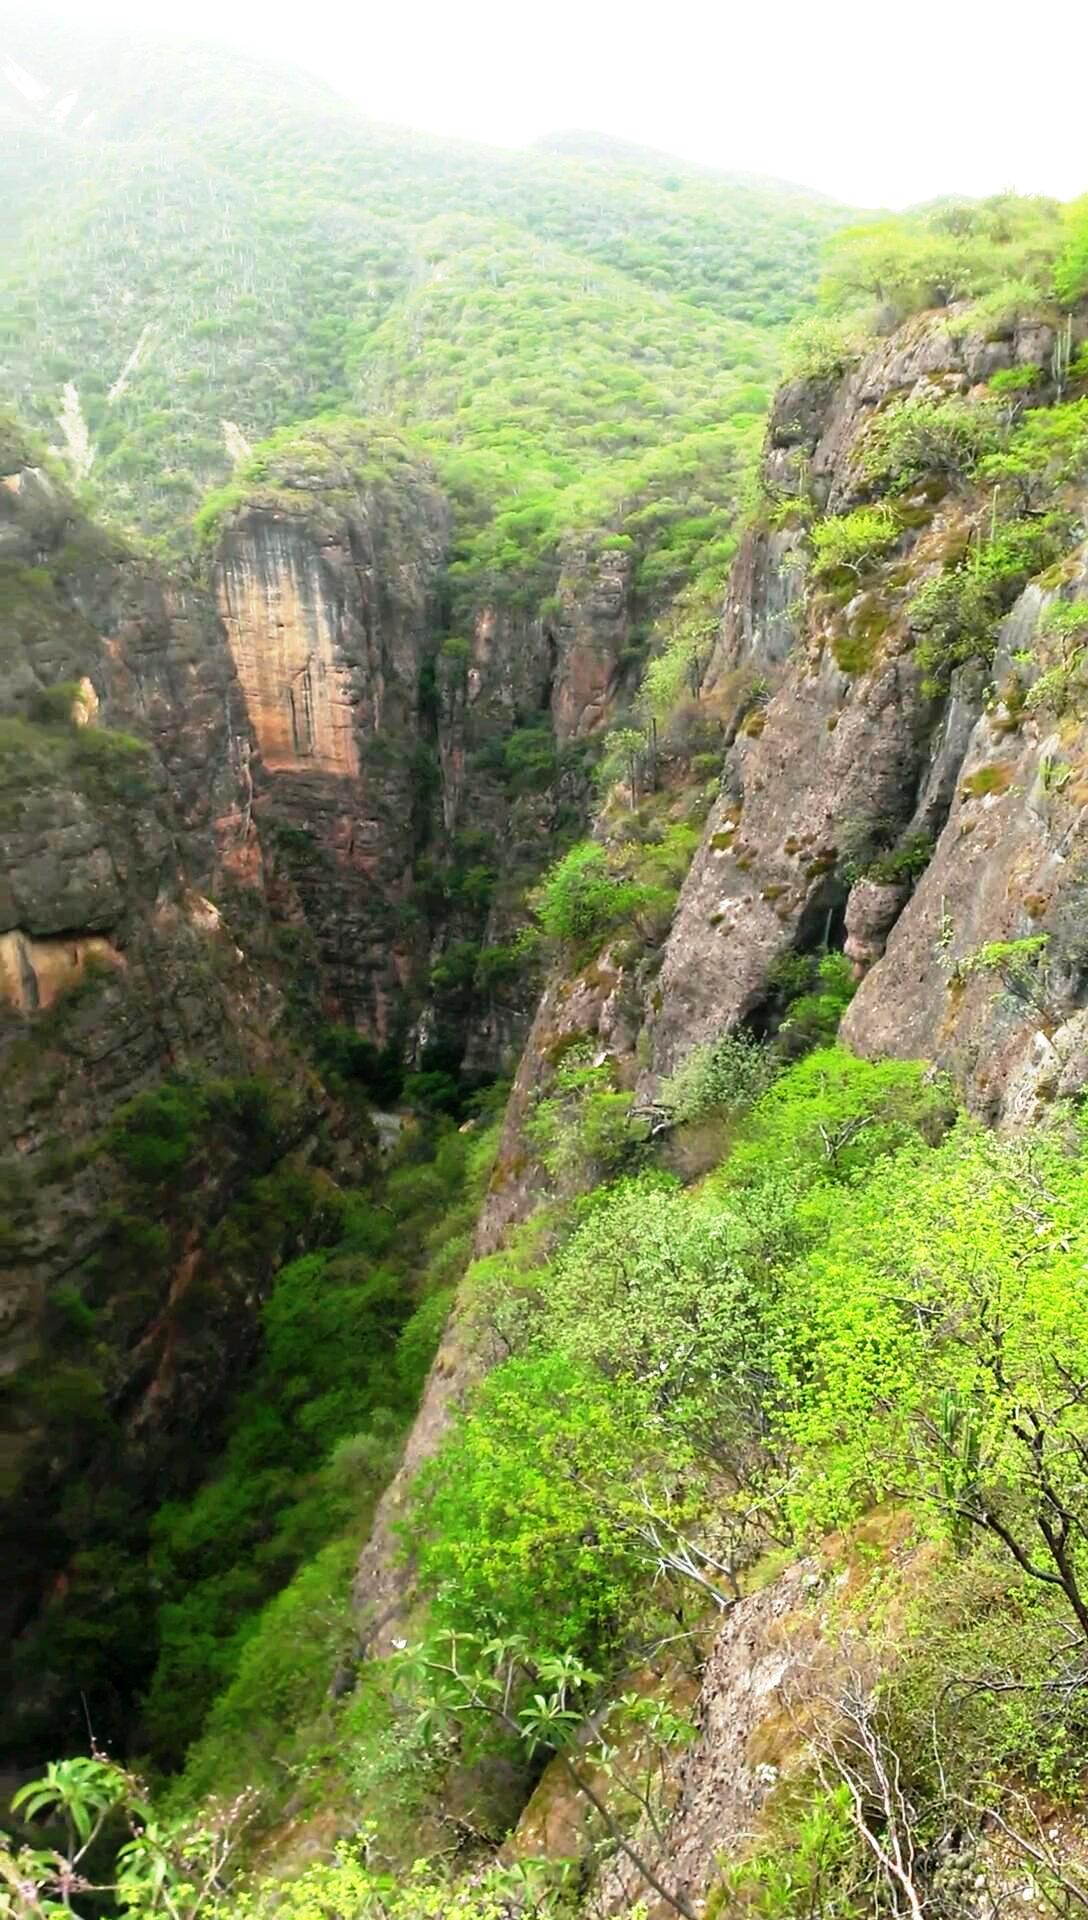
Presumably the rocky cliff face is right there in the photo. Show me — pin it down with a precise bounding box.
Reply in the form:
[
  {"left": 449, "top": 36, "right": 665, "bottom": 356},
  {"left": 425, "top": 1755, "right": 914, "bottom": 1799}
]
[
  {"left": 0, "top": 434, "right": 282, "bottom": 1298},
  {"left": 206, "top": 425, "right": 641, "bottom": 1075},
  {"left": 645, "top": 305, "right": 1088, "bottom": 1119},
  {"left": 212, "top": 441, "right": 449, "bottom": 1035},
  {"left": 0, "top": 431, "right": 338, "bottom": 1752}
]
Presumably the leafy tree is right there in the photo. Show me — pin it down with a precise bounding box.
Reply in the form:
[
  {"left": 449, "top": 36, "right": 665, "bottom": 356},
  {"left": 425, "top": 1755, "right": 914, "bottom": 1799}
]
[
  {"left": 410, "top": 1351, "right": 656, "bottom": 1653},
  {"left": 775, "top": 1117, "right": 1088, "bottom": 1641},
  {"left": 820, "top": 197, "right": 1065, "bottom": 324}
]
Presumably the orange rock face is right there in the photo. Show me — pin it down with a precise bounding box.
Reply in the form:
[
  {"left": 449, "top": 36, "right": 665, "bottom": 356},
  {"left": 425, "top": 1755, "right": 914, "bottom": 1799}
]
[
  {"left": 0, "top": 929, "right": 124, "bottom": 1013},
  {"left": 216, "top": 528, "right": 359, "bottom": 778}
]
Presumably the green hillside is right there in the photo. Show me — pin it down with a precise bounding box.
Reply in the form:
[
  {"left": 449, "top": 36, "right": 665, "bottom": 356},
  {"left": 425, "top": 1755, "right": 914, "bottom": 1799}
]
[{"left": 1, "top": 9, "right": 850, "bottom": 577}]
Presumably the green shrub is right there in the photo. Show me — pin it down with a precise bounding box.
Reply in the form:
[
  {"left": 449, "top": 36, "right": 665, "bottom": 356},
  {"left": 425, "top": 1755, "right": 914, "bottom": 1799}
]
[
  {"left": 881, "top": 1549, "right": 1088, "bottom": 1804},
  {"left": 393, "top": 1289, "right": 455, "bottom": 1402},
  {"left": 864, "top": 831, "right": 934, "bottom": 885},
  {"left": 29, "top": 681, "right": 85, "bottom": 726},
  {"left": 595, "top": 725, "right": 654, "bottom": 801},
  {"left": 316, "top": 1026, "right": 403, "bottom": 1106},
  {"left": 541, "top": 1171, "right": 778, "bottom": 1441},
  {"left": 1025, "top": 598, "right": 1088, "bottom": 718},
  {"left": 525, "top": 1046, "right": 643, "bottom": 1184},
  {"left": 402, "top": 1069, "right": 461, "bottom": 1115},
  {"left": 143, "top": 1245, "right": 411, "bottom": 1761},
  {"left": 1054, "top": 194, "right": 1088, "bottom": 304},
  {"left": 953, "top": 935, "right": 1049, "bottom": 1006},
  {"left": 980, "top": 396, "right": 1088, "bottom": 508},
  {"left": 410, "top": 1351, "right": 650, "bottom": 1656},
  {"left": 773, "top": 1115, "right": 1088, "bottom": 1602},
  {"left": 638, "top": 591, "right": 719, "bottom": 724},
  {"left": 173, "top": 1535, "right": 358, "bottom": 1805},
  {"left": 908, "top": 515, "right": 1070, "bottom": 690},
  {"left": 965, "top": 277, "right": 1048, "bottom": 338},
  {"left": 773, "top": 952, "right": 856, "bottom": 1057},
  {"left": 501, "top": 725, "right": 557, "bottom": 793},
  {"left": 531, "top": 841, "right": 667, "bottom": 953},
  {"left": 715, "top": 1048, "right": 950, "bottom": 1198},
  {"left": 860, "top": 394, "right": 1002, "bottom": 491},
  {"left": 107, "top": 1081, "right": 207, "bottom": 1185},
  {"left": 782, "top": 312, "right": 872, "bottom": 380},
  {"left": 658, "top": 1030, "right": 778, "bottom": 1128},
  {"left": 987, "top": 363, "right": 1044, "bottom": 397},
  {"left": 810, "top": 506, "right": 898, "bottom": 581},
  {"left": 708, "top": 1782, "right": 861, "bottom": 1920}
]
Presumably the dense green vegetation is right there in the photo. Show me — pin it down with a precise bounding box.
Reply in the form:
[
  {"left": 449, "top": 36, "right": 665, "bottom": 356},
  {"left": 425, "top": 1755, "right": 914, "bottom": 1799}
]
[
  {"left": 15, "top": 1041, "right": 1088, "bottom": 1916},
  {"left": 1, "top": 1042, "right": 500, "bottom": 1774},
  {"left": 818, "top": 193, "right": 1077, "bottom": 326},
  {"left": 151, "top": 1111, "right": 504, "bottom": 1793}
]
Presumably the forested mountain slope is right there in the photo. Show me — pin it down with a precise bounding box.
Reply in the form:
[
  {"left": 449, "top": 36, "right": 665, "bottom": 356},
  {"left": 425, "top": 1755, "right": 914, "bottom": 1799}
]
[{"left": 1, "top": 8, "right": 847, "bottom": 575}]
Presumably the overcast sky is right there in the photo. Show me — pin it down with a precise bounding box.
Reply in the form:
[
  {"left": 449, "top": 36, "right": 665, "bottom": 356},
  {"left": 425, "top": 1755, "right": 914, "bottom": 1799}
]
[{"left": 16, "top": 0, "right": 1088, "bottom": 209}]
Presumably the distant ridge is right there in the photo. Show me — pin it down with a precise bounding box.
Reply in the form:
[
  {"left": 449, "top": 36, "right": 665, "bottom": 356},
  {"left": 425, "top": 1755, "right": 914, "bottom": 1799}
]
[{"left": 532, "top": 126, "right": 844, "bottom": 200}]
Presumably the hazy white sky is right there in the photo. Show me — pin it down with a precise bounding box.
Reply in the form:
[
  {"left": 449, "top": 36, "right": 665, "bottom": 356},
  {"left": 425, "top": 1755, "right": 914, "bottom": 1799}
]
[{"left": 21, "top": 0, "right": 1088, "bottom": 208}]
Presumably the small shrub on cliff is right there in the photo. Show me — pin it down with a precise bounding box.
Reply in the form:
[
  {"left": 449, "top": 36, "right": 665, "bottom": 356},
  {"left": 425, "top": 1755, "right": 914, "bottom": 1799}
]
[
  {"left": 860, "top": 394, "right": 1002, "bottom": 492},
  {"left": 774, "top": 952, "right": 857, "bottom": 1058},
  {"left": 908, "top": 515, "right": 1071, "bottom": 691},
  {"left": 781, "top": 312, "right": 872, "bottom": 381},
  {"left": 960, "top": 276, "right": 1049, "bottom": 340},
  {"left": 29, "top": 680, "right": 85, "bottom": 726},
  {"left": 500, "top": 724, "right": 558, "bottom": 793},
  {"left": 531, "top": 841, "right": 668, "bottom": 954},
  {"left": 980, "top": 396, "right": 1088, "bottom": 508},
  {"left": 525, "top": 1044, "right": 643, "bottom": 1184},
  {"left": 108, "top": 1080, "right": 208, "bottom": 1184},
  {"left": 864, "top": 831, "right": 935, "bottom": 885},
  {"left": 1026, "top": 598, "right": 1088, "bottom": 718},
  {"left": 988, "top": 362, "right": 1045, "bottom": 401},
  {"left": 810, "top": 506, "right": 899, "bottom": 581},
  {"left": 908, "top": 567, "right": 998, "bottom": 690},
  {"left": 658, "top": 1030, "right": 779, "bottom": 1129}
]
